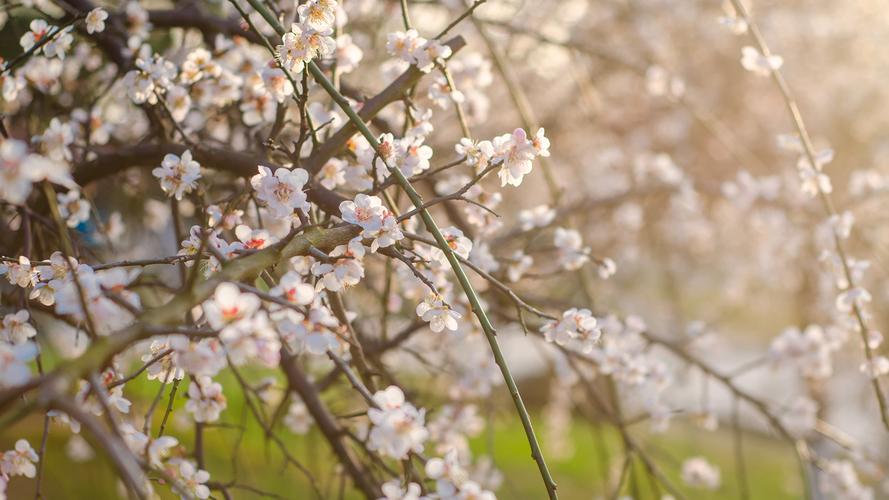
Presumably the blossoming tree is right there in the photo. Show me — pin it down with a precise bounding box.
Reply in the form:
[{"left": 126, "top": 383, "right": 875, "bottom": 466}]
[{"left": 0, "top": 0, "right": 888, "bottom": 498}]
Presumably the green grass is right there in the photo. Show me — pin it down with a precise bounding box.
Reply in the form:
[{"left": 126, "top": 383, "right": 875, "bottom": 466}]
[
  {"left": 3, "top": 395, "right": 803, "bottom": 499},
  {"left": 0, "top": 360, "right": 804, "bottom": 499},
  {"left": 471, "top": 414, "right": 801, "bottom": 500}
]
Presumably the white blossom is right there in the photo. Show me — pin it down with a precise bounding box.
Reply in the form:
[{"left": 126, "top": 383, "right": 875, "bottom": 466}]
[
  {"left": 506, "top": 250, "right": 533, "bottom": 282},
  {"left": 780, "top": 396, "right": 817, "bottom": 438},
  {"left": 284, "top": 399, "right": 313, "bottom": 434},
  {"left": 312, "top": 238, "right": 366, "bottom": 291},
  {"left": 368, "top": 386, "right": 429, "bottom": 459},
  {"left": 0, "top": 440, "right": 38, "bottom": 479},
  {"left": 277, "top": 22, "right": 335, "bottom": 73},
  {"left": 819, "top": 460, "right": 872, "bottom": 500},
  {"left": 681, "top": 456, "right": 720, "bottom": 490},
  {"left": 1, "top": 311, "right": 36, "bottom": 345},
  {"left": 416, "top": 294, "right": 461, "bottom": 333},
  {"left": 335, "top": 33, "right": 363, "bottom": 74},
  {"left": 387, "top": 29, "right": 452, "bottom": 73},
  {"left": 1, "top": 256, "right": 36, "bottom": 288},
  {"left": 35, "top": 118, "right": 73, "bottom": 162},
  {"left": 152, "top": 150, "right": 201, "bottom": 200},
  {"left": 378, "top": 480, "right": 424, "bottom": 500},
  {"left": 518, "top": 204, "right": 556, "bottom": 231},
  {"left": 541, "top": 308, "right": 600, "bottom": 353},
  {"left": 175, "top": 460, "right": 211, "bottom": 500},
  {"left": 740, "top": 46, "right": 782, "bottom": 76},
  {"left": 298, "top": 0, "right": 338, "bottom": 30},
  {"left": 56, "top": 190, "right": 90, "bottom": 227},
  {"left": 0, "top": 342, "right": 37, "bottom": 388},
  {"left": 185, "top": 376, "right": 227, "bottom": 423},
  {"left": 85, "top": 8, "right": 108, "bottom": 34},
  {"left": 554, "top": 227, "right": 590, "bottom": 270}
]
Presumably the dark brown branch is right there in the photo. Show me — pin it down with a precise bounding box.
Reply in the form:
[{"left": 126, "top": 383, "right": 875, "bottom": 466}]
[
  {"left": 280, "top": 353, "right": 379, "bottom": 499},
  {"left": 148, "top": 5, "right": 265, "bottom": 45},
  {"left": 73, "top": 143, "right": 349, "bottom": 216},
  {"left": 300, "top": 36, "right": 467, "bottom": 175}
]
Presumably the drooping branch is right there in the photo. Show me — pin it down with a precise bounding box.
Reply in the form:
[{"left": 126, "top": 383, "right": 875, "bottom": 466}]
[{"left": 235, "top": 2, "right": 559, "bottom": 498}]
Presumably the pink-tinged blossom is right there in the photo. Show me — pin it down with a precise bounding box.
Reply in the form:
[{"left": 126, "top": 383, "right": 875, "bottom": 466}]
[
  {"left": 339, "top": 194, "right": 404, "bottom": 251},
  {"left": 234, "top": 224, "right": 274, "bottom": 250},
  {"left": 455, "top": 138, "right": 494, "bottom": 173},
  {"left": 493, "top": 128, "right": 535, "bottom": 187},
  {"left": 393, "top": 137, "right": 433, "bottom": 176},
  {"left": 250, "top": 166, "right": 310, "bottom": 218},
  {"left": 19, "top": 19, "right": 51, "bottom": 51},
  {"left": 429, "top": 226, "right": 472, "bottom": 265},
  {"left": 340, "top": 193, "right": 386, "bottom": 232},
  {"left": 202, "top": 283, "right": 260, "bottom": 332},
  {"left": 270, "top": 271, "right": 315, "bottom": 305}
]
